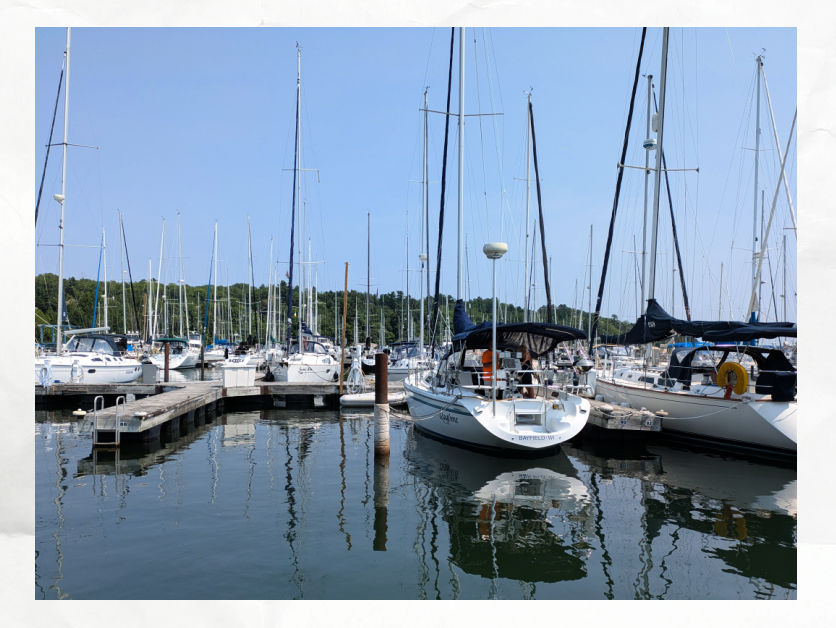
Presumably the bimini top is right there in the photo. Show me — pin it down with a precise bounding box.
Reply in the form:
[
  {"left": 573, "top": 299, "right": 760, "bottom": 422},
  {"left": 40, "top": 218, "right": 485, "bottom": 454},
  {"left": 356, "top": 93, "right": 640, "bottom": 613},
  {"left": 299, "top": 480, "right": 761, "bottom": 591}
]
[
  {"left": 451, "top": 299, "right": 586, "bottom": 357},
  {"left": 598, "top": 298, "right": 797, "bottom": 345}
]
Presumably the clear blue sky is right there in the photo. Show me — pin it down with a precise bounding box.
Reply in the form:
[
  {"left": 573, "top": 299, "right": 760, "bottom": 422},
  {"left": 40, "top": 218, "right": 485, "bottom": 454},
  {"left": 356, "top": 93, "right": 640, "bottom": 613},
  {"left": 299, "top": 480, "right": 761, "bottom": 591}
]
[{"left": 34, "top": 27, "right": 797, "bottom": 323}]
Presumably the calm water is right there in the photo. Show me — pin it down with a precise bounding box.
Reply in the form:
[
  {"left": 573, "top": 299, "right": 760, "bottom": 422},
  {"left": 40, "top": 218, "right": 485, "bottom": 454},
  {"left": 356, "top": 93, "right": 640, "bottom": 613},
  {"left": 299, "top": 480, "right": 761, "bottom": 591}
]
[{"left": 35, "top": 407, "right": 797, "bottom": 600}]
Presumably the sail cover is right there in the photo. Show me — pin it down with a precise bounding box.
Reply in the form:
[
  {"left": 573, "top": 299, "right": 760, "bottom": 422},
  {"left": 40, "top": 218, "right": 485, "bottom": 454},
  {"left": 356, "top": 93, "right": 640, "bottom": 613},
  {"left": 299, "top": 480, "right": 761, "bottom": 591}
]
[{"left": 598, "top": 298, "right": 796, "bottom": 345}]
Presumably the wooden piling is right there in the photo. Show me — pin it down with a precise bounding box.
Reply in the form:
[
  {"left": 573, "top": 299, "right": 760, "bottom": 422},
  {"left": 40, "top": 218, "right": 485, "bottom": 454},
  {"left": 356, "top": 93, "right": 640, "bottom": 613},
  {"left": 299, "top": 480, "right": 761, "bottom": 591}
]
[
  {"left": 164, "top": 341, "right": 170, "bottom": 382},
  {"left": 374, "top": 352, "right": 389, "bottom": 457}
]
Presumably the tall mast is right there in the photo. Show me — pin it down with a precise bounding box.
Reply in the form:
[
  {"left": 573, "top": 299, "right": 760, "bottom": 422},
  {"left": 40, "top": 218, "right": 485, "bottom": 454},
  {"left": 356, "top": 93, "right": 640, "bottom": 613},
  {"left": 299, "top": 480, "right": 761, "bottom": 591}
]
[
  {"left": 405, "top": 209, "right": 410, "bottom": 340},
  {"left": 147, "top": 259, "right": 152, "bottom": 341},
  {"left": 212, "top": 221, "right": 218, "bottom": 341},
  {"left": 152, "top": 220, "right": 165, "bottom": 341},
  {"left": 103, "top": 228, "right": 108, "bottom": 329},
  {"left": 307, "top": 235, "right": 313, "bottom": 331},
  {"left": 587, "top": 225, "right": 593, "bottom": 350},
  {"left": 177, "top": 213, "right": 183, "bottom": 337},
  {"left": 524, "top": 92, "right": 531, "bottom": 322},
  {"left": 55, "top": 27, "right": 71, "bottom": 353},
  {"left": 751, "top": 54, "right": 763, "bottom": 320},
  {"left": 247, "top": 216, "right": 253, "bottom": 338},
  {"left": 366, "top": 212, "right": 370, "bottom": 340},
  {"left": 296, "top": 45, "right": 303, "bottom": 347},
  {"left": 782, "top": 234, "right": 787, "bottom": 321},
  {"left": 647, "top": 27, "right": 669, "bottom": 303},
  {"left": 265, "top": 241, "right": 272, "bottom": 348},
  {"left": 641, "top": 74, "right": 653, "bottom": 313},
  {"left": 421, "top": 87, "right": 429, "bottom": 350},
  {"left": 456, "top": 27, "right": 465, "bottom": 302},
  {"left": 119, "top": 212, "right": 126, "bottom": 334}
]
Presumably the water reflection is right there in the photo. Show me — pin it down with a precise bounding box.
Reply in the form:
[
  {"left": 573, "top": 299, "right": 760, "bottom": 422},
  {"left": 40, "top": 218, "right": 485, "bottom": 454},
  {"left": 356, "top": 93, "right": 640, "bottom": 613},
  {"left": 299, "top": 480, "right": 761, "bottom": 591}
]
[
  {"left": 404, "top": 429, "right": 595, "bottom": 587},
  {"left": 564, "top": 439, "right": 797, "bottom": 597},
  {"left": 35, "top": 407, "right": 796, "bottom": 599}
]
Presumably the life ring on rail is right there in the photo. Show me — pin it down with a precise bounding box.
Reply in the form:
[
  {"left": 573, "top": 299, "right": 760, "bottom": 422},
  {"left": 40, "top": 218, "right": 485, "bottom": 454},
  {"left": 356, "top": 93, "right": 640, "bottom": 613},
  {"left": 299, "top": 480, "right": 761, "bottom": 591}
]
[{"left": 716, "top": 361, "right": 748, "bottom": 395}]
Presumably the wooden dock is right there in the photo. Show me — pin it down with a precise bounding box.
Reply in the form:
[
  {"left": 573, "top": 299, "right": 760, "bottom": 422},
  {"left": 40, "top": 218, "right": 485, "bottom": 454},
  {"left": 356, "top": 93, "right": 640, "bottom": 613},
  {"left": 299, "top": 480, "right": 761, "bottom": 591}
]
[{"left": 48, "top": 379, "right": 344, "bottom": 447}]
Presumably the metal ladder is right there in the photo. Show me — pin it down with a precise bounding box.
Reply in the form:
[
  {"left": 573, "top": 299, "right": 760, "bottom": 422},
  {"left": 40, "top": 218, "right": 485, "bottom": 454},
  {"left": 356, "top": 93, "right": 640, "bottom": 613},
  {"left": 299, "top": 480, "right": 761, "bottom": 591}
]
[{"left": 92, "top": 395, "right": 126, "bottom": 446}]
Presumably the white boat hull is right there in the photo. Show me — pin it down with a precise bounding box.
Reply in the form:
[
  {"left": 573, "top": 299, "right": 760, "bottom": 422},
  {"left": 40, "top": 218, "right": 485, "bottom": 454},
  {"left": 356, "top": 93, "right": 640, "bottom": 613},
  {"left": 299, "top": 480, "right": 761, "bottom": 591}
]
[
  {"left": 276, "top": 353, "right": 339, "bottom": 383},
  {"left": 35, "top": 353, "right": 142, "bottom": 385},
  {"left": 594, "top": 377, "right": 796, "bottom": 452},
  {"left": 403, "top": 374, "right": 589, "bottom": 452}
]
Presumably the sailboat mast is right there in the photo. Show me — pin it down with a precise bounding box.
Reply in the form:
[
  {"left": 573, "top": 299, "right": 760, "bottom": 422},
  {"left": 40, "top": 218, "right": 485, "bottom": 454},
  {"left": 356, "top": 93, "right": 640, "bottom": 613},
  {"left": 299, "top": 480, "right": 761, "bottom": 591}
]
[
  {"left": 751, "top": 54, "right": 763, "bottom": 320},
  {"left": 266, "top": 239, "right": 273, "bottom": 348},
  {"left": 296, "top": 46, "right": 303, "bottom": 347},
  {"left": 641, "top": 74, "right": 653, "bottom": 313},
  {"left": 524, "top": 92, "right": 531, "bottom": 322},
  {"left": 177, "top": 214, "right": 183, "bottom": 337},
  {"left": 421, "top": 87, "right": 429, "bottom": 350},
  {"left": 152, "top": 220, "right": 165, "bottom": 341},
  {"left": 147, "top": 259, "right": 153, "bottom": 342},
  {"left": 55, "top": 27, "right": 71, "bottom": 353},
  {"left": 587, "top": 225, "right": 593, "bottom": 349},
  {"left": 120, "top": 212, "right": 126, "bottom": 334},
  {"left": 247, "top": 216, "right": 253, "bottom": 338},
  {"left": 103, "top": 228, "right": 108, "bottom": 329},
  {"left": 406, "top": 210, "right": 411, "bottom": 340},
  {"left": 647, "top": 27, "right": 669, "bottom": 302},
  {"left": 782, "top": 235, "right": 787, "bottom": 321},
  {"left": 366, "top": 212, "right": 370, "bottom": 340},
  {"left": 456, "top": 27, "right": 465, "bottom": 302},
  {"left": 213, "top": 221, "right": 218, "bottom": 341}
]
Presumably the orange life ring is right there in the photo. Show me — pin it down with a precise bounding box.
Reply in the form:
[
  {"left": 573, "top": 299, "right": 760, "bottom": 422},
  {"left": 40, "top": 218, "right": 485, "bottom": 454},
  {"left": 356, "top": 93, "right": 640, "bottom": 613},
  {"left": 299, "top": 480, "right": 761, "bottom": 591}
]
[
  {"left": 716, "top": 361, "right": 748, "bottom": 395},
  {"left": 481, "top": 349, "right": 494, "bottom": 384}
]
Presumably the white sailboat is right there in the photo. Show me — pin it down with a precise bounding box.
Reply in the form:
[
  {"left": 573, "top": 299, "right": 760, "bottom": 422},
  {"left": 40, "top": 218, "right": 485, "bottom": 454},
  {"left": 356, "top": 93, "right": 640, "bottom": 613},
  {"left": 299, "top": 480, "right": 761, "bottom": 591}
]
[
  {"left": 35, "top": 28, "right": 142, "bottom": 386},
  {"left": 592, "top": 29, "right": 797, "bottom": 456},
  {"left": 404, "top": 28, "right": 590, "bottom": 453},
  {"left": 275, "top": 44, "right": 339, "bottom": 384}
]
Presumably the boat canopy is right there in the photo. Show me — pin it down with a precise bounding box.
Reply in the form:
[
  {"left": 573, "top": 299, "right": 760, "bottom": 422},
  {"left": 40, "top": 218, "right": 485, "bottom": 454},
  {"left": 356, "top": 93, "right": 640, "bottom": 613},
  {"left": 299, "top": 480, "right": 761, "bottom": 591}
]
[
  {"left": 452, "top": 299, "right": 586, "bottom": 357},
  {"left": 598, "top": 299, "right": 796, "bottom": 345}
]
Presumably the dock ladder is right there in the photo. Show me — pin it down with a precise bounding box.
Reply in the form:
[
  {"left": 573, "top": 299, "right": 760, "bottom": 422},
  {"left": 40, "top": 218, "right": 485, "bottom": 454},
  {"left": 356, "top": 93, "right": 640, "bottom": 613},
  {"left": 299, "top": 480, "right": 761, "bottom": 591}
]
[{"left": 92, "top": 395, "right": 126, "bottom": 446}]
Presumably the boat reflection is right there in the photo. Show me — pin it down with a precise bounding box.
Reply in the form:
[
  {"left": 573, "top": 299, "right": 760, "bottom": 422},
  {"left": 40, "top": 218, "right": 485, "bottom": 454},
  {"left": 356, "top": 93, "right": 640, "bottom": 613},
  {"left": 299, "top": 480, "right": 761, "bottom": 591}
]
[
  {"left": 564, "top": 438, "right": 797, "bottom": 594},
  {"left": 404, "top": 428, "right": 595, "bottom": 583}
]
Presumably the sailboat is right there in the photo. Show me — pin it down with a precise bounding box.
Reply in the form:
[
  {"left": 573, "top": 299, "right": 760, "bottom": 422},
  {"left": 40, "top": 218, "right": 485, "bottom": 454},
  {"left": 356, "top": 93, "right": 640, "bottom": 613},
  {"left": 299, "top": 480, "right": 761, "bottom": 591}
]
[
  {"left": 275, "top": 45, "right": 339, "bottom": 384},
  {"left": 404, "top": 28, "right": 590, "bottom": 453},
  {"left": 35, "top": 28, "right": 142, "bottom": 386},
  {"left": 591, "top": 29, "right": 797, "bottom": 456}
]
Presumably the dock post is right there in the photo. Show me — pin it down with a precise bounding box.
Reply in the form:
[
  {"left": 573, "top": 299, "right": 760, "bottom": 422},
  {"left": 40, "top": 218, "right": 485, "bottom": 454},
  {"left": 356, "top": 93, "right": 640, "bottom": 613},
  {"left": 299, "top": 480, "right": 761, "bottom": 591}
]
[
  {"left": 374, "top": 352, "right": 389, "bottom": 457},
  {"left": 164, "top": 341, "right": 170, "bottom": 382},
  {"left": 372, "top": 457, "right": 389, "bottom": 551}
]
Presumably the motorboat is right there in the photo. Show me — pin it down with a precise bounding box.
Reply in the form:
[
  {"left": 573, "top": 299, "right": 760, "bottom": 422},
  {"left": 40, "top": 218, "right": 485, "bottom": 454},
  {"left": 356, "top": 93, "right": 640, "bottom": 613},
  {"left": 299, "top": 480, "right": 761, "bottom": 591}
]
[
  {"left": 35, "top": 333, "right": 142, "bottom": 385},
  {"left": 147, "top": 336, "right": 191, "bottom": 370}
]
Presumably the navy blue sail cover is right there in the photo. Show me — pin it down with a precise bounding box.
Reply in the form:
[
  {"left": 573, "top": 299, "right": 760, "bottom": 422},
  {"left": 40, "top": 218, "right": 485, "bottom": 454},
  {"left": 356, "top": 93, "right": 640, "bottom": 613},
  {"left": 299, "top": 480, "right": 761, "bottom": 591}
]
[{"left": 598, "top": 298, "right": 796, "bottom": 345}]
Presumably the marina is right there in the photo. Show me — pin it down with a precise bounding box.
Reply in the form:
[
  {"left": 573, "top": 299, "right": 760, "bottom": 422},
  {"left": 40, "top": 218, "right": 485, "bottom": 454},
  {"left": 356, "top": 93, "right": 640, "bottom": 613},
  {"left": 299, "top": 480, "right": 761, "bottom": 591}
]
[{"left": 28, "top": 23, "right": 803, "bottom": 611}]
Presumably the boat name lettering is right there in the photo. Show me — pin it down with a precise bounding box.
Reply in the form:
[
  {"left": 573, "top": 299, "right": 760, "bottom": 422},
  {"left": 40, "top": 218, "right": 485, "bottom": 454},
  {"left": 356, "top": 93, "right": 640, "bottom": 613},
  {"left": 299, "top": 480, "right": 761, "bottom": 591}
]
[
  {"left": 515, "top": 435, "right": 555, "bottom": 441},
  {"left": 439, "top": 412, "right": 459, "bottom": 424}
]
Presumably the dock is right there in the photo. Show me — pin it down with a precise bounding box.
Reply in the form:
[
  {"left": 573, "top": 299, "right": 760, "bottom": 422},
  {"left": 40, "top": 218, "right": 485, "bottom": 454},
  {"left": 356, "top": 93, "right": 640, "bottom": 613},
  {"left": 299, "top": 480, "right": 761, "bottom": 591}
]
[
  {"left": 40, "top": 378, "right": 343, "bottom": 447},
  {"left": 583, "top": 397, "right": 662, "bottom": 434}
]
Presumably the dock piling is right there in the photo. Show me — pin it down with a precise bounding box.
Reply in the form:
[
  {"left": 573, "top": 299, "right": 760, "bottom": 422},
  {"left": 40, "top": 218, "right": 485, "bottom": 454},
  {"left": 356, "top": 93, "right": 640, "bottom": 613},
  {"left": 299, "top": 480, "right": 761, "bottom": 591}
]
[
  {"left": 374, "top": 352, "right": 389, "bottom": 457},
  {"left": 164, "top": 341, "right": 170, "bottom": 382}
]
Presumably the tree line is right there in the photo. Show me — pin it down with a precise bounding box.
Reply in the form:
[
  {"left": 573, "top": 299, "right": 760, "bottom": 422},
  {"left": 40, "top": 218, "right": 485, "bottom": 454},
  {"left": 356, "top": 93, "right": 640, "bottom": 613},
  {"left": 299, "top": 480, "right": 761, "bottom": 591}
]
[{"left": 35, "top": 273, "right": 631, "bottom": 346}]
